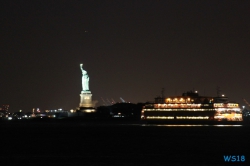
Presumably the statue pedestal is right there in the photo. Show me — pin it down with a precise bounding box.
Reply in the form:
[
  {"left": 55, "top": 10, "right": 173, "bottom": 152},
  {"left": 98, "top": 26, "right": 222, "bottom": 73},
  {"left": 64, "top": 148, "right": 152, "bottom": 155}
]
[
  {"left": 79, "top": 91, "right": 97, "bottom": 113},
  {"left": 79, "top": 91, "right": 93, "bottom": 107}
]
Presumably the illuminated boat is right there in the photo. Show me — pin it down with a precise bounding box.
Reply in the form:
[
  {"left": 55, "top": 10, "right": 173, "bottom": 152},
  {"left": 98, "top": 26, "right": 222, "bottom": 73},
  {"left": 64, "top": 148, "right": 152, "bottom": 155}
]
[{"left": 141, "top": 91, "right": 242, "bottom": 123}]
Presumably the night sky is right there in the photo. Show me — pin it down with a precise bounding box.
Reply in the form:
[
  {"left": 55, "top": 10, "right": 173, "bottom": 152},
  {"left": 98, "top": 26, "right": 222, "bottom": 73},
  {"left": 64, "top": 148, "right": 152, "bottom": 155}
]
[{"left": 1, "top": 0, "right": 250, "bottom": 112}]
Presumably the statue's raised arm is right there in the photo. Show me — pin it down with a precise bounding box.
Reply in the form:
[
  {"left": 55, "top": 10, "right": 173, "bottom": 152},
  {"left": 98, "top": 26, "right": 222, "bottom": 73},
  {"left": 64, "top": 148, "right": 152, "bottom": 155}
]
[
  {"left": 80, "top": 64, "right": 87, "bottom": 74},
  {"left": 80, "top": 64, "right": 84, "bottom": 72}
]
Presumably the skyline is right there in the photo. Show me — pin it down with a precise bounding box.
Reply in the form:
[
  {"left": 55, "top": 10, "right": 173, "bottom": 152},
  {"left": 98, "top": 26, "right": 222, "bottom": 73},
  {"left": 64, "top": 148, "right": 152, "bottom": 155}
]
[{"left": 1, "top": 0, "right": 250, "bottom": 112}]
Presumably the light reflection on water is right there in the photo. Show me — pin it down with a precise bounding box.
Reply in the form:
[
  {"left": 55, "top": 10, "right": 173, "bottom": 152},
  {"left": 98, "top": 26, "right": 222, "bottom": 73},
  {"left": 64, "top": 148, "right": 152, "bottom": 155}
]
[{"left": 141, "top": 124, "right": 243, "bottom": 127}]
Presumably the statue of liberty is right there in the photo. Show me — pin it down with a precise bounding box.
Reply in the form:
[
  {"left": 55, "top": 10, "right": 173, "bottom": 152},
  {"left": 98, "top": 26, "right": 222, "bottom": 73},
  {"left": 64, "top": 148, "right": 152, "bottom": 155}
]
[{"left": 80, "top": 64, "right": 89, "bottom": 92}]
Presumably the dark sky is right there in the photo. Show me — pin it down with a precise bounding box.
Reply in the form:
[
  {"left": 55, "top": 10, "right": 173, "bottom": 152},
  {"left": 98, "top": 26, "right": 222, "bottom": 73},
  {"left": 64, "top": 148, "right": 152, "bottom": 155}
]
[{"left": 1, "top": 0, "right": 250, "bottom": 112}]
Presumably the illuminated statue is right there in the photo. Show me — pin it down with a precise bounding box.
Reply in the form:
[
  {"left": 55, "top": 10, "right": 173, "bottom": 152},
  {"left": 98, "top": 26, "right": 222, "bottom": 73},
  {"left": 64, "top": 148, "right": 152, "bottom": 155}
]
[{"left": 80, "top": 64, "right": 89, "bottom": 91}]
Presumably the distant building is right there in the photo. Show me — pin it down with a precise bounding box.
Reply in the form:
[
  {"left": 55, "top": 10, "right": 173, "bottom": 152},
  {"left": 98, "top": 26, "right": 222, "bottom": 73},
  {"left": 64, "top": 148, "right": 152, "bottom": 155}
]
[
  {"left": 0, "top": 104, "right": 9, "bottom": 118},
  {"left": 0, "top": 104, "right": 9, "bottom": 113}
]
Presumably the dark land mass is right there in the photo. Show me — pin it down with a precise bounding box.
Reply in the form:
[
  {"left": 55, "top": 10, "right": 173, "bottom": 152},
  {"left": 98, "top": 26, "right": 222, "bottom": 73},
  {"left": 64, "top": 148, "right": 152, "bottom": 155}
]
[{"left": 1, "top": 118, "right": 250, "bottom": 166}]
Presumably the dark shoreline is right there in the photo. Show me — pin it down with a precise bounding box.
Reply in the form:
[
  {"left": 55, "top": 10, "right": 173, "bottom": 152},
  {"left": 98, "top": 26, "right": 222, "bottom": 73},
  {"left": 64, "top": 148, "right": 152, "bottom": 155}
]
[{"left": 1, "top": 117, "right": 249, "bottom": 126}]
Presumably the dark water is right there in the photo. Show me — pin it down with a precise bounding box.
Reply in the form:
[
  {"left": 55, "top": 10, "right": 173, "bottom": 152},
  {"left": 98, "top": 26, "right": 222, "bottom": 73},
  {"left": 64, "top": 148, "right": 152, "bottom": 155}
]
[{"left": 1, "top": 121, "right": 250, "bottom": 166}]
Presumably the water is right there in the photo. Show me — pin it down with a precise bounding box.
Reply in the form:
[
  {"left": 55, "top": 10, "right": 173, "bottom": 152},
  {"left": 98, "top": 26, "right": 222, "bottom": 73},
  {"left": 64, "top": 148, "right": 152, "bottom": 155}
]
[
  {"left": 1, "top": 121, "right": 250, "bottom": 165},
  {"left": 142, "top": 124, "right": 243, "bottom": 127}
]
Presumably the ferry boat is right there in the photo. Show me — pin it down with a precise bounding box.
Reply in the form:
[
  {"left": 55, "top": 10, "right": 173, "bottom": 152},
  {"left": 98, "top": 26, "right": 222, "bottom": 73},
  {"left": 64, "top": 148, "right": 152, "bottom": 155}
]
[{"left": 141, "top": 91, "right": 242, "bottom": 124}]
